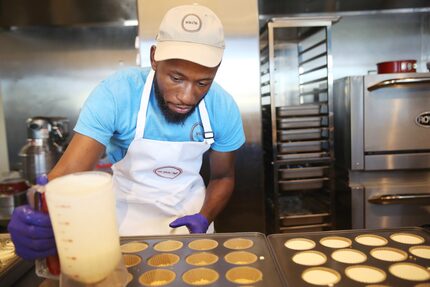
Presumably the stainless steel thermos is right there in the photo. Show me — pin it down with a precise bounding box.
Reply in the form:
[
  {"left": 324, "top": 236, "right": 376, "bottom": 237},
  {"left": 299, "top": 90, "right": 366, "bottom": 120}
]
[{"left": 18, "top": 117, "right": 69, "bottom": 184}]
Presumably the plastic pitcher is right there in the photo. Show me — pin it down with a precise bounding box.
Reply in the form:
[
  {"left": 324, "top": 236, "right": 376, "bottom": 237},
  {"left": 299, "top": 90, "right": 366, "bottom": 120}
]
[{"left": 45, "top": 171, "right": 127, "bottom": 286}]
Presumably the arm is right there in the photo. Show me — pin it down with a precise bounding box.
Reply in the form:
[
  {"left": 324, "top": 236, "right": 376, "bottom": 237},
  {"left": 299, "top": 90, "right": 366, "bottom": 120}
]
[
  {"left": 169, "top": 150, "right": 236, "bottom": 233},
  {"left": 48, "top": 132, "right": 106, "bottom": 181},
  {"left": 199, "top": 150, "right": 236, "bottom": 223}
]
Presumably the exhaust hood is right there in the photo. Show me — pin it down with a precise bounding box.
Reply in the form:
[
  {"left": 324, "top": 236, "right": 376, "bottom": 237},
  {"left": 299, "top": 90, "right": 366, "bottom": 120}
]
[
  {"left": 3, "top": 0, "right": 427, "bottom": 28},
  {"left": 0, "top": 0, "right": 137, "bottom": 27},
  {"left": 259, "top": 0, "right": 430, "bottom": 16}
]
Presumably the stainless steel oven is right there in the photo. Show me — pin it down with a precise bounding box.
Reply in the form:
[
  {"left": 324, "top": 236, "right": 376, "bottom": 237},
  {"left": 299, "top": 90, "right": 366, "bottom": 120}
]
[{"left": 333, "top": 73, "right": 430, "bottom": 229}]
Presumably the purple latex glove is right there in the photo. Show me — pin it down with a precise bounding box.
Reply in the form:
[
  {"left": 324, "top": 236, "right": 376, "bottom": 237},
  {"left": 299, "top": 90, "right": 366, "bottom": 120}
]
[
  {"left": 169, "top": 213, "right": 209, "bottom": 233},
  {"left": 7, "top": 205, "right": 57, "bottom": 260}
]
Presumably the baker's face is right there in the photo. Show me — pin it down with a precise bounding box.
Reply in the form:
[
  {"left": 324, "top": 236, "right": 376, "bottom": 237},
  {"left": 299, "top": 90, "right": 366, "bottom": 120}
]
[{"left": 150, "top": 46, "right": 219, "bottom": 124}]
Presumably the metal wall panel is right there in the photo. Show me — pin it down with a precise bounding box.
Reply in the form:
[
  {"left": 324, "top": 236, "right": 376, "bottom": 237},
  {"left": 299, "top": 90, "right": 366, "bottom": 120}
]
[
  {"left": 331, "top": 12, "right": 430, "bottom": 79},
  {"left": 0, "top": 26, "right": 138, "bottom": 170}
]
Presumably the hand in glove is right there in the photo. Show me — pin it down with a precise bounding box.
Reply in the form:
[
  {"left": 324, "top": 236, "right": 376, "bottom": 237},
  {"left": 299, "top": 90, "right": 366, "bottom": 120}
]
[
  {"left": 7, "top": 205, "right": 57, "bottom": 260},
  {"left": 169, "top": 213, "right": 209, "bottom": 233}
]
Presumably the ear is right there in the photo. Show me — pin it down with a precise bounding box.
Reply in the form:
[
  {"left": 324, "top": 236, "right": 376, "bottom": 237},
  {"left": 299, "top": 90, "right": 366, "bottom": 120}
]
[{"left": 150, "top": 45, "right": 158, "bottom": 71}]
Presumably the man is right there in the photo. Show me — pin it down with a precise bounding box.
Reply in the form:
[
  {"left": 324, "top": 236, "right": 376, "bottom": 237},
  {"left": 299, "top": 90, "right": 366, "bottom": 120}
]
[{"left": 8, "top": 4, "right": 245, "bottom": 260}]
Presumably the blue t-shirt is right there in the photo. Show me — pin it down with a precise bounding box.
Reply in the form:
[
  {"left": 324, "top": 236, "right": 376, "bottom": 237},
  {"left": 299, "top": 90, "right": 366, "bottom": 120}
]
[{"left": 74, "top": 67, "right": 245, "bottom": 163}]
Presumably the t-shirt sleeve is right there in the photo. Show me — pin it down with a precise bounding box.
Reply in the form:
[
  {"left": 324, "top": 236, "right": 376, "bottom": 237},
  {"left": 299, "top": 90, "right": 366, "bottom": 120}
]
[
  {"left": 74, "top": 79, "right": 117, "bottom": 147},
  {"left": 210, "top": 85, "right": 246, "bottom": 152}
]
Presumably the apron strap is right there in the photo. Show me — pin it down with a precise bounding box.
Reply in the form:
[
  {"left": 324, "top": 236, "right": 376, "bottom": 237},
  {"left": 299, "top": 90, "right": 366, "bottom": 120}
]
[
  {"left": 198, "top": 100, "right": 215, "bottom": 145},
  {"left": 135, "top": 69, "right": 155, "bottom": 139}
]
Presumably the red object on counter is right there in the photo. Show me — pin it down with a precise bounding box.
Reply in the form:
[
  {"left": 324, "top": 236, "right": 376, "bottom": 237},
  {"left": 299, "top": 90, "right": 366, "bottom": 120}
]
[
  {"left": 41, "top": 193, "right": 61, "bottom": 276},
  {"left": 377, "top": 60, "right": 417, "bottom": 74},
  {"left": 0, "top": 179, "right": 29, "bottom": 195}
]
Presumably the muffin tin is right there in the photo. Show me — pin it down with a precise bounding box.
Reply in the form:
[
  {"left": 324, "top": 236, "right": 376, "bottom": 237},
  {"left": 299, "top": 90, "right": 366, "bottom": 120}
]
[
  {"left": 120, "top": 232, "right": 284, "bottom": 286},
  {"left": 268, "top": 227, "right": 430, "bottom": 286}
]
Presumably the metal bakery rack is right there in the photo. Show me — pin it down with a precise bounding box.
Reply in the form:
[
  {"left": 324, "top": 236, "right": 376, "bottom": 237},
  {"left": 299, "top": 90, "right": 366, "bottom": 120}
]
[{"left": 260, "top": 16, "right": 340, "bottom": 234}]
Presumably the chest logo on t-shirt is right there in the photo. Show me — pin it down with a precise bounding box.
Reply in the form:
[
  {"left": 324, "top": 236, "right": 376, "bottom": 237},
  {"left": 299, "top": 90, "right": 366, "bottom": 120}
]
[
  {"left": 190, "top": 122, "right": 203, "bottom": 141},
  {"left": 153, "top": 166, "right": 183, "bottom": 179}
]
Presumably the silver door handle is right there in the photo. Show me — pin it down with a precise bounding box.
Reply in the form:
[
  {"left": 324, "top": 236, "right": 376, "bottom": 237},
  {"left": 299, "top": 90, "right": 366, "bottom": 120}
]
[
  {"left": 368, "top": 77, "right": 430, "bottom": 91},
  {"left": 368, "top": 193, "right": 430, "bottom": 205}
]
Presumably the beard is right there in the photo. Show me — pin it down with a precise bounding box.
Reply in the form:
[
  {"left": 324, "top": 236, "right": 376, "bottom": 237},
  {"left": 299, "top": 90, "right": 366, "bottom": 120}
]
[{"left": 153, "top": 76, "right": 197, "bottom": 125}]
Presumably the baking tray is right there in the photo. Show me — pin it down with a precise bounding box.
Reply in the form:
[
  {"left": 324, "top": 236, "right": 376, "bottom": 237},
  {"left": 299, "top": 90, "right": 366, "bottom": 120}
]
[
  {"left": 277, "top": 116, "right": 328, "bottom": 129},
  {"left": 276, "top": 104, "right": 328, "bottom": 117},
  {"left": 277, "top": 128, "right": 328, "bottom": 141},
  {"left": 268, "top": 227, "right": 430, "bottom": 286},
  {"left": 279, "top": 178, "right": 329, "bottom": 191},
  {"left": 280, "top": 213, "right": 330, "bottom": 227},
  {"left": 278, "top": 166, "right": 329, "bottom": 180},
  {"left": 277, "top": 140, "right": 329, "bottom": 154},
  {"left": 278, "top": 192, "right": 331, "bottom": 227},
  {"left": 120, "top": 232, "right": 285, "bottom": 286},
  {"left": 279, "top": 223, "right": 332, "bottom": 233},
  {"left": 277, "top": 152, "right": 331, "bottom": 164},
  {"left": 278, "top": 191, "right": 331, "bottom": 214}
]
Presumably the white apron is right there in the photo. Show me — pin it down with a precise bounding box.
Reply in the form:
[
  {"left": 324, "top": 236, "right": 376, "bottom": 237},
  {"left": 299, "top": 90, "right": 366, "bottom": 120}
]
[{"left": 112, "top": 70, "right": 215, "bottom": 236}]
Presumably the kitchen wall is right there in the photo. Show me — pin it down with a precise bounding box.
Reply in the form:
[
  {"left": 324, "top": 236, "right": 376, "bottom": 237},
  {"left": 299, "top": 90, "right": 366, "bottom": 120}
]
[
  {"left": 331, "top": 11, "right": 430, "bottom": 79},
  {"left": 0, "top": 26, "right": 138, "bottom": 170}
]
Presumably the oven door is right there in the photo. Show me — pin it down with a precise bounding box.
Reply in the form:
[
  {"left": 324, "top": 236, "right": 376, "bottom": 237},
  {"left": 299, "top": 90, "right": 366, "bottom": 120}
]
[
  {"left": 364, "top": 73, "right": 430, "bottom": 170},
  {"left": 364, "top": 184, "right": 430, "bottom": 229}
]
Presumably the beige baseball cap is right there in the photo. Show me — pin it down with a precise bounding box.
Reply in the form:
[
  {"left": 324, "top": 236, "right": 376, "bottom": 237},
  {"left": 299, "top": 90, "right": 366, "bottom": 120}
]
[{"left": 154, "top": 4, "right": 225, "bottom": 68}]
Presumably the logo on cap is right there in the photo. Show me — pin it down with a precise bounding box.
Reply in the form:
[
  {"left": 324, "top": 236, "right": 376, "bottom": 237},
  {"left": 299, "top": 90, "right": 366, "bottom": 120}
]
[
  {"left": 182, "top": 14, "right": 201, "bottom": 32},
  {"left": 190, "top": 122, "right": 203, "bottom": 141}
]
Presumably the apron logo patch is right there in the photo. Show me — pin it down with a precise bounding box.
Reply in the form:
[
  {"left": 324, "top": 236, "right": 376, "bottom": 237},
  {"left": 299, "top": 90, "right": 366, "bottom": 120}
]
[
  {"left": 154, "top": 166, "right": 183, "bottom": 179},
  {"left": 190, "top": 122, "right": 203, "bottom": 141}
]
